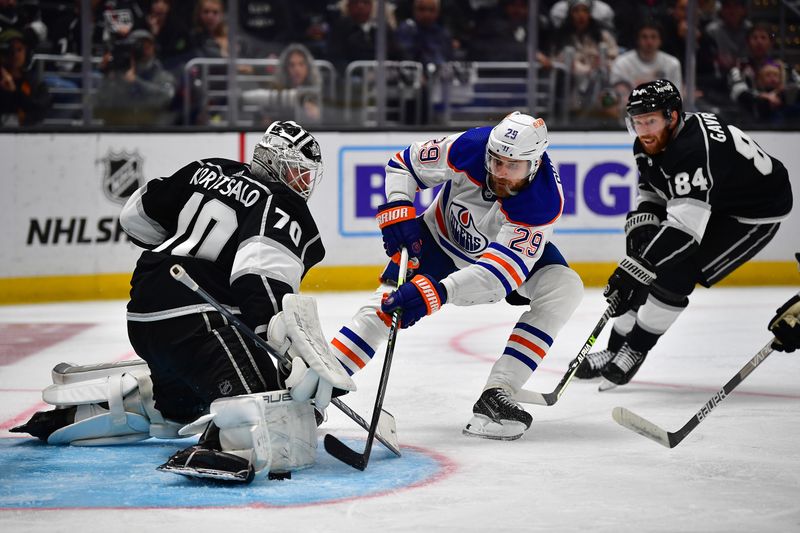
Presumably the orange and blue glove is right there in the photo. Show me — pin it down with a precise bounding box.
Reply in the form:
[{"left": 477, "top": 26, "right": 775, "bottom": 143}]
[
  {"left": 376, "top": 200, "right": 422, "bottom": 269},
  {"left": 380, "top": 274, "right": 447, "bottom": 329}
]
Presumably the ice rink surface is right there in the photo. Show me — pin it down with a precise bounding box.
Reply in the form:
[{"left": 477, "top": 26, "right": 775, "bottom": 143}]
[{"left": 1, "top": 287, "right": 798, "bottom": 533}]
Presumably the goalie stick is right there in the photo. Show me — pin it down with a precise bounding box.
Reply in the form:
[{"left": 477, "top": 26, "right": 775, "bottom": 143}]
[
  {"left": 514, "top": 303, "right": 616, "bottom": 406},
  {"left": 323, "top": 247, "right": 409, "bottom": 471},
  {"left": 612, "top": 339, "right": 775, "bottom": 448},
  {"left": 169, "top": 264, "right": 401, "bottom": 458}
]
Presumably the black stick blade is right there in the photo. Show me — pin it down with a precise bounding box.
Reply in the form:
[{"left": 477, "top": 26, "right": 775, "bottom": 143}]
[{"left": 324, "top": 434, "right": 368, "bottom": 471}]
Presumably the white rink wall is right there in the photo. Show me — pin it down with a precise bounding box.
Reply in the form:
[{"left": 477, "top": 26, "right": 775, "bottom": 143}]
[{"left": 1, "top": 130, "right": 799, "bottom": 281}]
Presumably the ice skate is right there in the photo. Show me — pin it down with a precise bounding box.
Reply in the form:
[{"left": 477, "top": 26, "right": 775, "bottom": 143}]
[
  {"left": 600, "top": 344, "right": 647, "bottom": 386},
  {"left": 463, "top": 387, "right": 532, "bottom": 441},
  {"left": 573, "top": 348, "right": 616, "bottom": 379}
]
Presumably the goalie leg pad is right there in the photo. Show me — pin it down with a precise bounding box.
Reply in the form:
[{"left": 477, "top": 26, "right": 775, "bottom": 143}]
[
  {"left": 166, "top": 390, "right": 317, "bottom": 482},
  {"left": 42, "top": 370, "right": 184, "bottom": 445}
]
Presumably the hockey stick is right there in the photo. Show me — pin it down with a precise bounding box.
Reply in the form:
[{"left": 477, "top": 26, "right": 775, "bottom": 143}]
[
  {"left": 323, "top": 247, "right": 409, "bottom": 470},
  {"left": 169, "top": 264, "right": 401, "bottom": 457},
  {"left": 612, "top": 339, "right": 775, "bottom": 448},
  {"left": 514, "top": 303, "right": 616, "bottom": 406}
]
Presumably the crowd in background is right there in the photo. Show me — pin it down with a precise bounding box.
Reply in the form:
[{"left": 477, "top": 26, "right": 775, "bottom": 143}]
[{"left": 1, "top": 0, "right": 799, "bottom": 127}]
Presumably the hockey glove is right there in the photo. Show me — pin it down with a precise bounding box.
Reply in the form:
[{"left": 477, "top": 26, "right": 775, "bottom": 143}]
[
  {"left": 380, "top": 274, "right": 447, "bottom": 329},
  {"left": 604, "top": 256, "right": 656, "bottom": 317},
  {"left": 769, "top": 293, "right": 800, "bottom": 353},
  {"left": 625, "top": 211, "right": 661, "bottom": 258},
  {"left": 376, "top": 200, "right": 422, "bottom": 268}
]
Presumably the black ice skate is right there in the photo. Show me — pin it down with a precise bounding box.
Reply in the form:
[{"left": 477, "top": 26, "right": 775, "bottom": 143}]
[
  {"left": 600, "top": 344, "right": 647, "bottom": 386},
  {"left": 463, "top": 387, "right": 532, "bottom": 441},
  {"left": 10, "top": 407, "right": 76, "bottom": 442},
  {"left": 156, "top": 423, "right": 255, "bottom": 484},
  {"left": 574, "top": 348, "right": 616, "bottom": 379}
]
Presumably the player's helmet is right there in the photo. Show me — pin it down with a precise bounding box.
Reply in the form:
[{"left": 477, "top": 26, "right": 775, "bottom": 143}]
[
  {"left": 251, "top": 121, "right": 323, "bottom": 200},
  {"left": 485, "top": 112, "right": 549, "bottom": 181},
  {"left": 625, "top": 79, "right": 683, "bottom": 120}
]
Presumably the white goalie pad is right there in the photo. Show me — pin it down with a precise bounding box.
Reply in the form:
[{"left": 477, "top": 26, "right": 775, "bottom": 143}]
[
  {"left": 281, "top": 294, "right": 356, "bottom": 392},
  {"left": 42, "top": 361, "right": 185, "bottom": 445},
  {"left": 188, "top": 390, "right": 317, "bottom": 478}
]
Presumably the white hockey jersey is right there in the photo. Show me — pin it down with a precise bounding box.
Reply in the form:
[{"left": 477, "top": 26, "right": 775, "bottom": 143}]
[{"left": 385, "top": 127, "right": 565, "bottom": 306}]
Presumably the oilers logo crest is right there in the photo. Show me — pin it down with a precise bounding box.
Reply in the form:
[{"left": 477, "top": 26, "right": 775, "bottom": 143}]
[
  {"left": 100, "top": 150, "right": 145, "bottom": 204},
  {"left": 447, "top": 203, "right": 489, "bottom": 254}
]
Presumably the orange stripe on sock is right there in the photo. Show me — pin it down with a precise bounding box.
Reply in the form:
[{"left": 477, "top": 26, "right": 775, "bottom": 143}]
[
  {"left": 483, "top": 253, "right": 523, "bottom": 286},
  {"left": 331, "top": 338, "right": 366, "bottom": 369},
  {"left": 509, "top": 334, "right": 546, "bottom": 358}
]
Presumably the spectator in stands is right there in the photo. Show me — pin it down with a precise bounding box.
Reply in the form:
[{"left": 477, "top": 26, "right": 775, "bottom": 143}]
[
  {"left": 291, "top": 0, "right": 342, "bottom": 58},
  {"left": 145, "top": 0, "right": 191, "bottom": 72},
  {"left": 604, "top": 0, "right": 669, "bottom": 51},
  {"left": 610, "top": 20, "right": 681, "bottom": 117},
  {"left": 96, "top": 0, "right": 148, "bottom": 53},
  {"left": 551, "top": 0, "right": 618, "bottom": 117},
  {"left": 728, "top": 22, "right": 800, "bottom": 124},
  {"left": 326, "top": 0, "right": 400, "bottom": 74},
  {"left": 549, "top": 0, "right": 614, "bottom": 34},
  {"left": 395, "top": 0, "right": 455, "bottom": 124},
  {"left": 0, "top": 0, "right": 48, "bottom": 52},
  {"left": 396, "top": 0, "right": 453, "bottom": 67},
  {"left": 241, "top": 42, "right": 322, "bottom": 125},
  {"left": 94, "top": 28, "right": 177, "bottom": 125},
  {"left": 238, "top": 0, "right": 295, "bottom": 57},
  {"left": 660, "top": 0, "right": 720, "bottom": 106},
  {"left": 190, "top": 0, "right": 229, "bottom": 58},
  {"left": 0, "top": 27, "right": 50, "bottom": 126},
  {"left": 468, "top": 0, "right": 551, "bottom": 65},
  {"left": 705, "top": 0, "right": 751, "bottom": 77}
]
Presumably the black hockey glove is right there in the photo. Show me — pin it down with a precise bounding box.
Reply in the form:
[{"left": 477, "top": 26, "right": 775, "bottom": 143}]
[
  {"left": 769, "top": 292, "right": 800, "bottom": 353},
  {"left": 604, "top": 256, "right": 656, "bottom": 317},
  {"left": 625, "top": 211, "right": 661, "bottom": 258}
]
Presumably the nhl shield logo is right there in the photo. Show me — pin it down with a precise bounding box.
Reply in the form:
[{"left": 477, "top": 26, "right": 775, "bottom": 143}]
[
  {"left": 218, "top": 379, "right": 233, "bottom": 396},
  {"left": 100, "top": 150, "right": 144, "bottom": 204}
]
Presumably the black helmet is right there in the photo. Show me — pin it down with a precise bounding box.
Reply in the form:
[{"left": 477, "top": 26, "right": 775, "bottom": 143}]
[{"left": 626, "top": 79, "right": 682, "bottom": 120}]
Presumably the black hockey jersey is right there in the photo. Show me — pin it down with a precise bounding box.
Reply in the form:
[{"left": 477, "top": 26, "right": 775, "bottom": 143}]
[
  {"left": 632, "top": 112, "right": 792, "bottom": 268},
  {"left": 120, "top": 157, "right": 325, "bottom": 334}
]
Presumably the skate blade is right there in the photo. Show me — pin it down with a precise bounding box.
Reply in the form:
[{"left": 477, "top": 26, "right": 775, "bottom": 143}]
[
  {"left": 157, "top": 463, "right": 254, "bottom": 484},
  {"left": 462, "top": 415, "right": 525, "bottom": 441},
  {"left": 598, "top": 379, "right": 618, "bottom": 392}
]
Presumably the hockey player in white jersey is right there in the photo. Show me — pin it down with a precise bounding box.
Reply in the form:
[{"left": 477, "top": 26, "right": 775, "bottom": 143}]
[{"left": 331, "top": 112, "right": 584, "bottom": 440}]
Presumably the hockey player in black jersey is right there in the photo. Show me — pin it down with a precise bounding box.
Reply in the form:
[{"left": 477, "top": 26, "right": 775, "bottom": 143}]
[
  {"left": 12, "top": 121, "right": 354, "bottom": 482},
  {"left": 574, "top": 79, "right": 793, "bottom": 386}
]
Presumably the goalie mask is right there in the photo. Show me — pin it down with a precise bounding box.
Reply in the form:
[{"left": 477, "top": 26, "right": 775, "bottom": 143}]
[
  {"left": 251, "top": 121, "right": 323, "bottom": 200},
  {"left": 485, "top": 112, "right": 549, "bottom": 197}
]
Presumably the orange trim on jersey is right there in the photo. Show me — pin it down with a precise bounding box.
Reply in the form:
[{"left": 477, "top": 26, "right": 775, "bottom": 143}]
[
  {"left": 498, "top": 188, "right": 565, "bottom": 227},
  {"left": 331, "top": 338, "right": 366, "bottom": 368},
  {"left": 482, "top": 252, "right": 523, "bottom": 286},
  {"left": 509, "top": 334, "right": 546, "bottom": 358},
  {"left": 394, "top": 150, "right": 407, "bottom": 167}
]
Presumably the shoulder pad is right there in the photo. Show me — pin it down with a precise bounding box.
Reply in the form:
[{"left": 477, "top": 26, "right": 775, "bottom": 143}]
[{"left": 447, "top": 127, "right": 492, "bottom": 185}]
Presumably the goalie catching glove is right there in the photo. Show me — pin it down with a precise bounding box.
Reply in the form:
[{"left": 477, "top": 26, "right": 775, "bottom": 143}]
[
  {"left": 267, "top": 295, "right": 356, "bottom": 409},
  {"left": 769, "top": 292, "right": 800, "bottom": 353},
  {"left": 380, "top": 274, "right": 447, "bottom": 328},
  {"left": 604, "top": 256, "right": 656, "bottom": 317}
]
